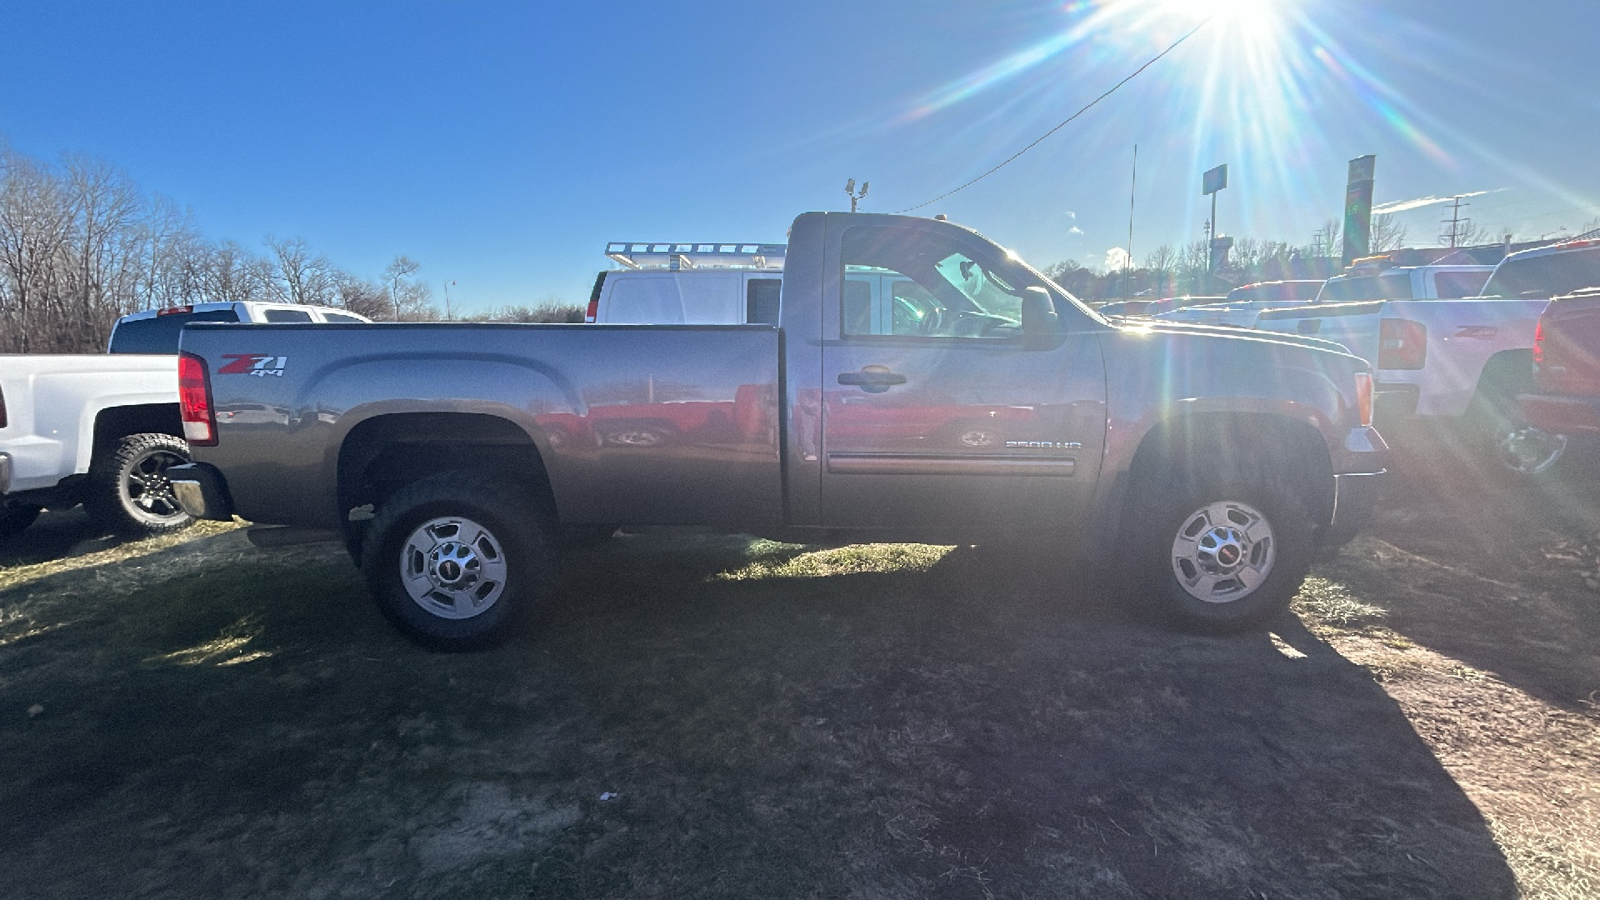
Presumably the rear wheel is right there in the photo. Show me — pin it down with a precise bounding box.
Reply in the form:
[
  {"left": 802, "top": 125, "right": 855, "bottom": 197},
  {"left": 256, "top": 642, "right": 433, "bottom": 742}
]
[
  {"left": 1494, "top": 425, "right": 1568, "bottom": 477},
  {"left": 1133, "top": 475, "right": 1313, "bottom": 633},
  {"left": 85, "top": 432, "right": 194, "bottom": 537},
  {"left": 361, "top": 472, "right": 551, "bottom": 649}
]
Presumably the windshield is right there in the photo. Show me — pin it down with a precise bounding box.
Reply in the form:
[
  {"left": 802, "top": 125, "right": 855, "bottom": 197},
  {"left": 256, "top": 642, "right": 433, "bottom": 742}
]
[
  {"left": 1480, "top": 247, "right": 1600, "bottom": 299},
  {"left": 1317, "top": 272, "right": 1413, "bottom": 303}
]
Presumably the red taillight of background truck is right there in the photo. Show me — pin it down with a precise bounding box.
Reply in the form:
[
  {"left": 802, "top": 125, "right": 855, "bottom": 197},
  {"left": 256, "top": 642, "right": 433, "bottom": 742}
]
[
  {"left": 178, "top": 352, "right": 217, "bottom": 446},
  {"left": 1378, "top": 318, "right": 1427, "bottom": 370}
]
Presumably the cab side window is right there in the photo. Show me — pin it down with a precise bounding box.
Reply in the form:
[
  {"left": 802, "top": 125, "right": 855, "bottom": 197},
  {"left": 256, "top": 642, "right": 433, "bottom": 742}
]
[{"left": 841, "top": 225, "right": 1028, "bottom": 340}]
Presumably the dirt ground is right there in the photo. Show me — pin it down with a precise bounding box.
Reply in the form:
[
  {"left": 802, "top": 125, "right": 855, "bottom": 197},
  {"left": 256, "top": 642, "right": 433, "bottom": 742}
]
[{"left": 0, "top": 441, "right": 1597, "bottom": 899}]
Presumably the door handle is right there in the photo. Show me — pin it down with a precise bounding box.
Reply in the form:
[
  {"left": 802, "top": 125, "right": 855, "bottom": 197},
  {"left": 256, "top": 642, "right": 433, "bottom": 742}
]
[{"left": 837, "top": 365, "right": 906, "bottom": 393}]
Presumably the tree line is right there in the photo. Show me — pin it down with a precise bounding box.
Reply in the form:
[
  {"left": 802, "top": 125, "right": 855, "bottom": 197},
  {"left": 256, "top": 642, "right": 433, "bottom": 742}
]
[{"left": 0, "top": 141, "right": 584, "bottom": 355}]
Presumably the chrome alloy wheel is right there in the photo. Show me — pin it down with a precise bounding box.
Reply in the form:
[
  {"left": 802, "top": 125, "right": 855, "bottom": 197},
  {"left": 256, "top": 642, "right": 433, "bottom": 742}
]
[
  {"left": 1495, "top": 426, "right": 1567, "bottom": 476},
  {"left": 399, "top": 516, "right": 509, "bottom": 620},
  {"left": 124, "top": 447, "right": 188, "bottom": 522},
  {"left": 1169, "top": 499, "right": 1277, "bottom": 604}
]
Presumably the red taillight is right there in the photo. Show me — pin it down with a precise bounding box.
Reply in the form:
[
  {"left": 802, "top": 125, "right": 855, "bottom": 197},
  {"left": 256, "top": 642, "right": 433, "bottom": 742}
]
[
  {"left": 1532, "top": 318, "right": 1545, "bottom": 368},
  {"left": 158, "top": 305, "right": 195, "bottom": 317},
  {"left": 178, "top": 352, "right": 217, "bottom": 446},
  {"left": 1354, "top": 372, "right": 1374, "bottom": 427},
  {"left": 1378, "top": 318, "right": 1427, "bottom": 369},
  {"left": 585, "top": 297, "right": 599, "bottom": 323}
]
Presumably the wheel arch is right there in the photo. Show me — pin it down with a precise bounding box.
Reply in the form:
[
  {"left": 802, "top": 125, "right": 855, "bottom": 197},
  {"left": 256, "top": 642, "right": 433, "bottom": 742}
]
[
  {"left": 337, "top": 412, "right": 557, "bottom": 553},
  {"left": 1125, "top": 411, "right": 1336, "bottom": 529},
  {"left": 1471, "top": 348, "right": 1537, "bottom": 402},
  {"left": 90, "top": 403, "right": 183, "bottom": 459}
]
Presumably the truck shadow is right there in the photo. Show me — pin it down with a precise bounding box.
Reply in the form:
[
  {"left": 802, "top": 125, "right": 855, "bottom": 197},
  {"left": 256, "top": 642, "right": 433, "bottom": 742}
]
[
  {"left": 0, "top": 508, "right": 125, "bottom": 568},
  {"left": 0, "top": 528, "right": 1517, "bottom": 898},
  {"left": 1349, "top": 439, "right": 1600, "bottom": 710}
]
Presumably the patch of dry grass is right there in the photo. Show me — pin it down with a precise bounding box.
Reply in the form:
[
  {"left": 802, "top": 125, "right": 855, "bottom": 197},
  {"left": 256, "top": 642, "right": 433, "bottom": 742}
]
[
  {"left": 0, "top": 518, "right": 243, "bottom": 594},
  {"left": 715, "top": 541, "right": 954, "bottom": 581},
  {"left": 1292, "top": 575, "right": 1388, "bottom": 628},
  {"left": 1492, "top": 813, "right": 1600, "bottom": 900}
]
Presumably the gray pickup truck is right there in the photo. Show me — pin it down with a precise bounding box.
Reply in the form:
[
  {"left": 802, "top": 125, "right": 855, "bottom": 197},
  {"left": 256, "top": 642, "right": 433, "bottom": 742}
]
[{"left": 170, "top": 212, "right": 1387, "bottom": 648}]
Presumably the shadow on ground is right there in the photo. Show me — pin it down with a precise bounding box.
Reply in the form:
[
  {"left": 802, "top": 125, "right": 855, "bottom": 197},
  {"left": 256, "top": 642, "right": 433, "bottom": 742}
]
[
  {"left": 0, "top": 525, "right": 1516, "bottom": 899},
  {"left": 1344, "top": 433, "right": 1600, "bottom": 709}
]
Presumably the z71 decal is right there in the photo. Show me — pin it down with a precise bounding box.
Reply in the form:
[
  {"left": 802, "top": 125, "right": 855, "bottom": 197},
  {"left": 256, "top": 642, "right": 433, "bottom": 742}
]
[{"left": 218, "top": 354, "right": 288, "bottom": 376}]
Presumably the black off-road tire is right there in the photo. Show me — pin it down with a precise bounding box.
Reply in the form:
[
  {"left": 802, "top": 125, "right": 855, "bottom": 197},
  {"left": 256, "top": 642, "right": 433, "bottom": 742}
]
[
  {"left": 1130, "top": 473, "right": 1314, "bottom": 634},
  {"left": 361, "top": 471, "right": 552, "bottom": 650},
  {"left": 0, "top": 504, "right": 41, "bottom": 541},
  {"left": 85, "top": 432, "right": 194, "bottom": 537}
]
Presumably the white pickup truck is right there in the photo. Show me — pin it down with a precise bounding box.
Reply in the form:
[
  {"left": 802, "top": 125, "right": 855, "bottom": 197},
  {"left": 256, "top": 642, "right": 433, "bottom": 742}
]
[
  {"left": 0, "top": 355, "right": 190, "bottom": 539},
  {"left": 1252, "top": 241, "right": 1600, "bottom": 471},
  {"left": 1152, "top": 280, "right": 1324, "bottom": 328},
  {"left": 0, "top": 301, "right": 370, "bottom": 541}
]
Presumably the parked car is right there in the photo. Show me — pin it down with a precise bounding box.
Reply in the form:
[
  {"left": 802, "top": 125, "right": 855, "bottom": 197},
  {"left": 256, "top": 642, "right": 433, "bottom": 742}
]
[
  {"left": 1155, "top": 280, "right": 1325, "bottom": 328},
  {"left": 1092, "top": 299, "right": 1156, "bottom": 317},
  {"left": 1515, "top": 287, "right": 1600, "bottom": 475},
  {"left": 1141, "top": 295, "right": 1226, "bottom": 317},
  {"left": 0, "top": 302, "right": 373, "bottom": 543},
  {"left": 171, "top": 211, "right": 1387, "bottom": 648},
  {"left": 0, "top": 355, "right": 192, "bottom": 538}
]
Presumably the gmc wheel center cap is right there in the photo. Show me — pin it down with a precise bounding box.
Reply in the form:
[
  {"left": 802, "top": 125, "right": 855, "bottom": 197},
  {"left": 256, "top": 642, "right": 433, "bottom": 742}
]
[
  {"left": 429, "top": 543, "right": 479, "bottom": 589},
  {"left": 1204, "top": 528, "right": 1247, "bottom": 571}
]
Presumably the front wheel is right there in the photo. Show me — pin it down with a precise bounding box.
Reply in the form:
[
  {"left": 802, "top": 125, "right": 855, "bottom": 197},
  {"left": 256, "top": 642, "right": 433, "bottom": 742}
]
[
  {"left": 1135, "top": 478, "right": 1312, "bottom": 633},
  {"left": 361, "top": 472, "right": 551, "bottom": 649},
  {"left": 85, "top": 432, "right": 194, "bottom": 537}
]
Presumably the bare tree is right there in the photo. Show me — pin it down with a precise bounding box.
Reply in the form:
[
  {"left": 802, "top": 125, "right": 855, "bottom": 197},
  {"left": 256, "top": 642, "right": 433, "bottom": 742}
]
[
  {"left": 383, "top": 255, "right": 437, "bottom": 321},
  {"left": 1143, "top": 244, "right": 1177, "bottom": 295},
  {"left": 333, "top": 271, "right": 392, "bottom": 320},
  {"left": 267, "top": 236, "right": 337, "bottom": 306},
  {"left": 1307, "top": 220, "right": 1342, "bottom": 261},
  {"left": 1369, "top": 213, "right": 1408, "bottom": 252},
  {"left": 0, "top": 148, "right": 72, "bottom": 351}
]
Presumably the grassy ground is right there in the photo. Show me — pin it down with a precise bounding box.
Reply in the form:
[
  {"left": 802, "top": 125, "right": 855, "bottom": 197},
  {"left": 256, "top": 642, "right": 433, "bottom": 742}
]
[{"left": 0, "top": 460, "right": 1596, "bottom": 898}]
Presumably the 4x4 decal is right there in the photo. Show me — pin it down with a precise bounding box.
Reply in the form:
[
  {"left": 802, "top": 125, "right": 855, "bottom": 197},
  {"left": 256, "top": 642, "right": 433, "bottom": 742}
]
[{"left": 218, "top": 354, "right": 288, "bottom": 377}]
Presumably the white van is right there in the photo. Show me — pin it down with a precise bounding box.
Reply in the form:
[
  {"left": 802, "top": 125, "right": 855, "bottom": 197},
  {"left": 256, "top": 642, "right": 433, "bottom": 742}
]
[{"left": 585, "top": 242, "right": 937, "bottom": 334}]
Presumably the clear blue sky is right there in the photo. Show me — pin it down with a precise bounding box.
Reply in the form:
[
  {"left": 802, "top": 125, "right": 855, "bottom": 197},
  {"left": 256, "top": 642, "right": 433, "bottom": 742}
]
[{"left": 4, "top": 0, "right": 1597, "bottom": 312}]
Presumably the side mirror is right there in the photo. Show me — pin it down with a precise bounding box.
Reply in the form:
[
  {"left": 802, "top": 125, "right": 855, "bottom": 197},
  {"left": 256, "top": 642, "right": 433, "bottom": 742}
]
[{"left": 1020, "top": 287, "right": 1060, "bottom": 348}]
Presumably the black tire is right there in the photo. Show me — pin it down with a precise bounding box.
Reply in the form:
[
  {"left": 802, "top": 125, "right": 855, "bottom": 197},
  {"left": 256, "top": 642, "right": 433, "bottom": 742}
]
[
  {"left": 360, "top": 472, "right": 551, "bottom": 650},
  {"left": 1131, "top": 474, "right": 1313, "bottom": 633},
  {"left": 85, "top": 432, "right": 194, "bottom": 537},
  {"left": 0, "top": 504, "right": 41, "bottom": 541}
]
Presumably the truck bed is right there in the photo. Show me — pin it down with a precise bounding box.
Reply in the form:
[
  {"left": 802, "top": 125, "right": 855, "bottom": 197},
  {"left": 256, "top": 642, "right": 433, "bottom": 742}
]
[{"left": 180, "top": 322, "right": 784, "bottom": 530}]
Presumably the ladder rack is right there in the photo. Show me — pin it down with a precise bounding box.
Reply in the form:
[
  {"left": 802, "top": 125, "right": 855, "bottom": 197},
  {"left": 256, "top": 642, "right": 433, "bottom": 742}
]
[{"left": 605, "top": 242, "right": 786, "bottom": 270}]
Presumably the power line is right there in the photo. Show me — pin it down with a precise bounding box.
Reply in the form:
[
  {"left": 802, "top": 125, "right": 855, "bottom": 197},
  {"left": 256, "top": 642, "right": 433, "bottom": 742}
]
[{"left": 895, "top": 19, "right": 1211, "bottom": 214}]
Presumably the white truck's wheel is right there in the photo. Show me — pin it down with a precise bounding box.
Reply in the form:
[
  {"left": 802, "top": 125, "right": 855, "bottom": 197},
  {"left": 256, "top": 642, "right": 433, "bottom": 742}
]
[
  {"left": 361, "top": 472, "right": 550, "bottom": 649},
  {"left": 86, "top": 432, "right": 194, "bottom": 537}
]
